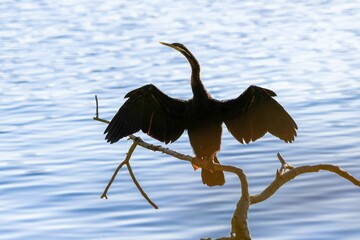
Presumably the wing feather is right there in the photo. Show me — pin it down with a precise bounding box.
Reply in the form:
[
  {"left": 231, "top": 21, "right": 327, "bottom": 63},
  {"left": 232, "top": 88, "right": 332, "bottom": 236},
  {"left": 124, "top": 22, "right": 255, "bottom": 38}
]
[
  {"left": 220, "top": 85, "right": 297, "bottom": 144},
  {"left": 104, "top": 84, "right": 187, "bottom": 144}
]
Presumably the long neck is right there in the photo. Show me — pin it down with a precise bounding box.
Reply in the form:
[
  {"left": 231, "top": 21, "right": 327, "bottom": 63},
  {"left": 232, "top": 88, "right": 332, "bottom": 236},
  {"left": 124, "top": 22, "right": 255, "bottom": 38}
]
[{"left": 184, "top": 54, "right": 208, "bottom": 100}]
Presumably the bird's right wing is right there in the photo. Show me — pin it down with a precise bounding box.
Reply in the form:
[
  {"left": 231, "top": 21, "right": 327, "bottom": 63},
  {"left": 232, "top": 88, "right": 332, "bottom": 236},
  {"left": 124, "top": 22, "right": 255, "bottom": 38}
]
[
  {"left": 218, "top": 85, "right": 298, "bottom": 144},
  {"left": 104, "top": 84, "right": 187, "bottom": 144}
]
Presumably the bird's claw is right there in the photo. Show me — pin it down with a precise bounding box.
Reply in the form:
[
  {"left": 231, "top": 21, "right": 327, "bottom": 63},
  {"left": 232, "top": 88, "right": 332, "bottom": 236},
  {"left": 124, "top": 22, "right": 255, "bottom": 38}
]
[
  {"left": 191, "top": 157, "right": 201, "bottom": 171},
  {"left": 191, "top": 162, "right": 199, "bottom": 171},
  {"left": 191, "top": 156, "right": 216, "bottom": 172}
]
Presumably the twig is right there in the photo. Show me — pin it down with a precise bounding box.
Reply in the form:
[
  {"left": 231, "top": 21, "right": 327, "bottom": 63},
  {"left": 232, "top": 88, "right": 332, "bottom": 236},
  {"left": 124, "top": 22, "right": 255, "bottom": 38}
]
[
  {"left": 125, "top": 160, "right": 159, "bottom": 209},
  {"left": 93, "top": 95, "right": 110, "bottom": 124},
  {"left": 129, "top": 135, "right": 194, "bottom": 161},
  {"left": 277, "top": 152, "right": 294, "bottom": 176},
  {"left": 100, "top": 142, "right": 137, "bottom": 199},
  {"left": 101, "top": 160, "right": 126, "bottom": 199},
  {"left": 94, "top": 95, "right": 158, "bottom": 209},
  {"left": 250, "top": 162, "right": 360, "bottom": 205}
]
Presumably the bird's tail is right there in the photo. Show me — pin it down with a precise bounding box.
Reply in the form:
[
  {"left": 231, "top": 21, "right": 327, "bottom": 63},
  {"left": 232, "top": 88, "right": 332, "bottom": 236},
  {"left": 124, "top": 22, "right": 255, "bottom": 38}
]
[{"left": 201, "top": 156, "right": 225, "bottom": 187}]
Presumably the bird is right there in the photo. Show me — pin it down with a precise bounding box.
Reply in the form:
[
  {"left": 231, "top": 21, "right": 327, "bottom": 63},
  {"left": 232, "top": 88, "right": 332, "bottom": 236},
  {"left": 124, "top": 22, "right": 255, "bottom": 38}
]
[{"left": 104, "top": 42, "right": 298, "bottom": 187}]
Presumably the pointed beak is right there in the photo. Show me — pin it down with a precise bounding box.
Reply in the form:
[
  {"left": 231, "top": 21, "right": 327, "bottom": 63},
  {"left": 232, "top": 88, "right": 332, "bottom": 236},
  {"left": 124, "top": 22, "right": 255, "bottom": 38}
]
[
  {"left": 160, "top": 42, "right": 189, "bottom": 56},
  {"left": 159, "top": 42, "right": 174, "bottom": 48}
]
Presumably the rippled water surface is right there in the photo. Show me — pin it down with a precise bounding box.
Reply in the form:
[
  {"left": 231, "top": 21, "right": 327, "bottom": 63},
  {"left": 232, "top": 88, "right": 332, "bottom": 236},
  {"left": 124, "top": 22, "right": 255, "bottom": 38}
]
[{"left": 1, "top": 1, "right": 360, "bottom": 239}]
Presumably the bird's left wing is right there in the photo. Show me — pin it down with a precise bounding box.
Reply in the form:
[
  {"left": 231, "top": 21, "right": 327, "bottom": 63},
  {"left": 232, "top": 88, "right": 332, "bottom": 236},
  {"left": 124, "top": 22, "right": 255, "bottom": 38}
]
[
  {"left": 218, "top": 85, "right": 298, "bottom": 144},
  {"left": 104, "top": 84, "right": 187, "bottom": 144}
]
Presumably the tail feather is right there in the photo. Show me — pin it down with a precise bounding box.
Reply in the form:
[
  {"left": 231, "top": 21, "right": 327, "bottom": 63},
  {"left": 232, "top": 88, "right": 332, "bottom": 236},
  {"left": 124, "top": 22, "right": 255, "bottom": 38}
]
[{"left": 201, "top": 156, "right": 225, "bottom": 187}]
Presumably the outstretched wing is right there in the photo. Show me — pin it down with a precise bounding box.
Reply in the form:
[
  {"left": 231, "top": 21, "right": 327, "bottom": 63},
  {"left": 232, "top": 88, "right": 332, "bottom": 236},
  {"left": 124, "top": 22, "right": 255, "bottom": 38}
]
[
  {"left": 219, "top": 85, "right": 298, "bottom": 144},
  {"left": 104, "top": 84, "right": 187, "bottom": 144}
]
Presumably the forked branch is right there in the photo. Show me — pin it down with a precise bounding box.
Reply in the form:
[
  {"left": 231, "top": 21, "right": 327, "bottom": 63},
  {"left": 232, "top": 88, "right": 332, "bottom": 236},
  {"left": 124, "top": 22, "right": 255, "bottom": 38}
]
[
  {"left": 93, "top": 95, "right": 360, "bottom": 240},
  {"left": 250, "top": 155, "right": 360, "bottom": 205}
]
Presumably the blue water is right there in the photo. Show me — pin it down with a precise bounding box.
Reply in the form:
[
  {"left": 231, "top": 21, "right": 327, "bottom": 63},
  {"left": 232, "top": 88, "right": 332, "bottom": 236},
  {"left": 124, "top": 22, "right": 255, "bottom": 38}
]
[{"left": 1, "top": 1, "right": 360, "bottom": 239}]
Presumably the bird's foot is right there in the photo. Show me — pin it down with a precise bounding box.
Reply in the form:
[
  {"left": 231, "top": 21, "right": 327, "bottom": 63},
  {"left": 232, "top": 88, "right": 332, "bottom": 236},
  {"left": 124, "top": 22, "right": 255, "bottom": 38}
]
[
  {"left": 191, "top": 156, "right": 215, "bottom": 172},
  {"left": 191, "top": 162, "right": 200, "bottom": 171},
  {"left": 191, "top": 157, "right": 201, "bottom": 171}
]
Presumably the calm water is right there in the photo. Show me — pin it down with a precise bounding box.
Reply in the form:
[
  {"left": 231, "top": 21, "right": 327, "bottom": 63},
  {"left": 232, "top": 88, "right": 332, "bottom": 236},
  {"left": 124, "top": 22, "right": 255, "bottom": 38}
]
[{"left": 1, "top": 1, "right": 360, "bottom": 239}]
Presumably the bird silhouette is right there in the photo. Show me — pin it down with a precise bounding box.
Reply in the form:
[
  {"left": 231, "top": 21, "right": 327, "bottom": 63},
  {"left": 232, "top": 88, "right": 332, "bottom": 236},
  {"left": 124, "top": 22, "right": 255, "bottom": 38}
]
[{"left": 104, "top": 42, "right": 298, "bottom": 187}]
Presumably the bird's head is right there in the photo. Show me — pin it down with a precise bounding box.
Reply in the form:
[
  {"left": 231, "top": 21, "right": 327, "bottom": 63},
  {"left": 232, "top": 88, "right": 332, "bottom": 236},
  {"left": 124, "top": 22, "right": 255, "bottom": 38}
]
[
  {"left": 160, "top": 42, "right": 200, "bottom": 73},
  {"left": 160, "top": 42, "right": 193, "bottom": 58},
  {"left": 160, "top": 42, "right": 203, "bottom": 90}
]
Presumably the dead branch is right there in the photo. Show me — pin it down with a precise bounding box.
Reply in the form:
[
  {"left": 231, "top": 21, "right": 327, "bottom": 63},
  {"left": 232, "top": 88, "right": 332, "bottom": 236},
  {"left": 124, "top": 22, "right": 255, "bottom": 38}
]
[
  {"left": 93, "top": 95, "right": 360, "bottom": 240},
  {"left": 94, "top": 96, "right": 158, "bottom": 209},
  {"left": 250, "top": 157, "right": 360, "bottom": 205}
]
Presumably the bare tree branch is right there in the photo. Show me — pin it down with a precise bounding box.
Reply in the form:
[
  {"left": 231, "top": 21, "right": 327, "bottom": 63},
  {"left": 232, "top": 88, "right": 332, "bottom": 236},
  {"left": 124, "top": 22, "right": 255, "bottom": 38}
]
[
  {"left": 93, "top": 95, "right": 110, "bottom": 124},
  {"left": 277, "top": 152, "right": 294, "bottom": 175},
  {"left": 125, "top": 156, "right": 159, "bottom": 209},
  {"left": 93, "top": 94, "right": 360, "bottom": 240},
  {"left": 250, "top": 159, "right": 360, "bottom": 205},
  {"left": 95, "top": 96, "right": 158, "bottom": 209},
  {"left": 101, "top": 142, "right": 136, "bottom": 199}
]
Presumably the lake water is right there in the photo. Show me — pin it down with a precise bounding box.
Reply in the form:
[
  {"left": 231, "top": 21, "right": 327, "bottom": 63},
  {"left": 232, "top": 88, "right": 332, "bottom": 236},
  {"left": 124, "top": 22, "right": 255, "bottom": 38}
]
[{"left": 1, "top": 1, "right": 360, "bottom": 239}]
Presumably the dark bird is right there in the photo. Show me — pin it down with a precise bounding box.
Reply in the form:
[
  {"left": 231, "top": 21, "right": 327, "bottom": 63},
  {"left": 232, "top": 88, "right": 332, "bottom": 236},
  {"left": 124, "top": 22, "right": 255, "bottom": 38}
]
[{"left": 104, "top": 42, "right": 298, "bottom": 187}]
